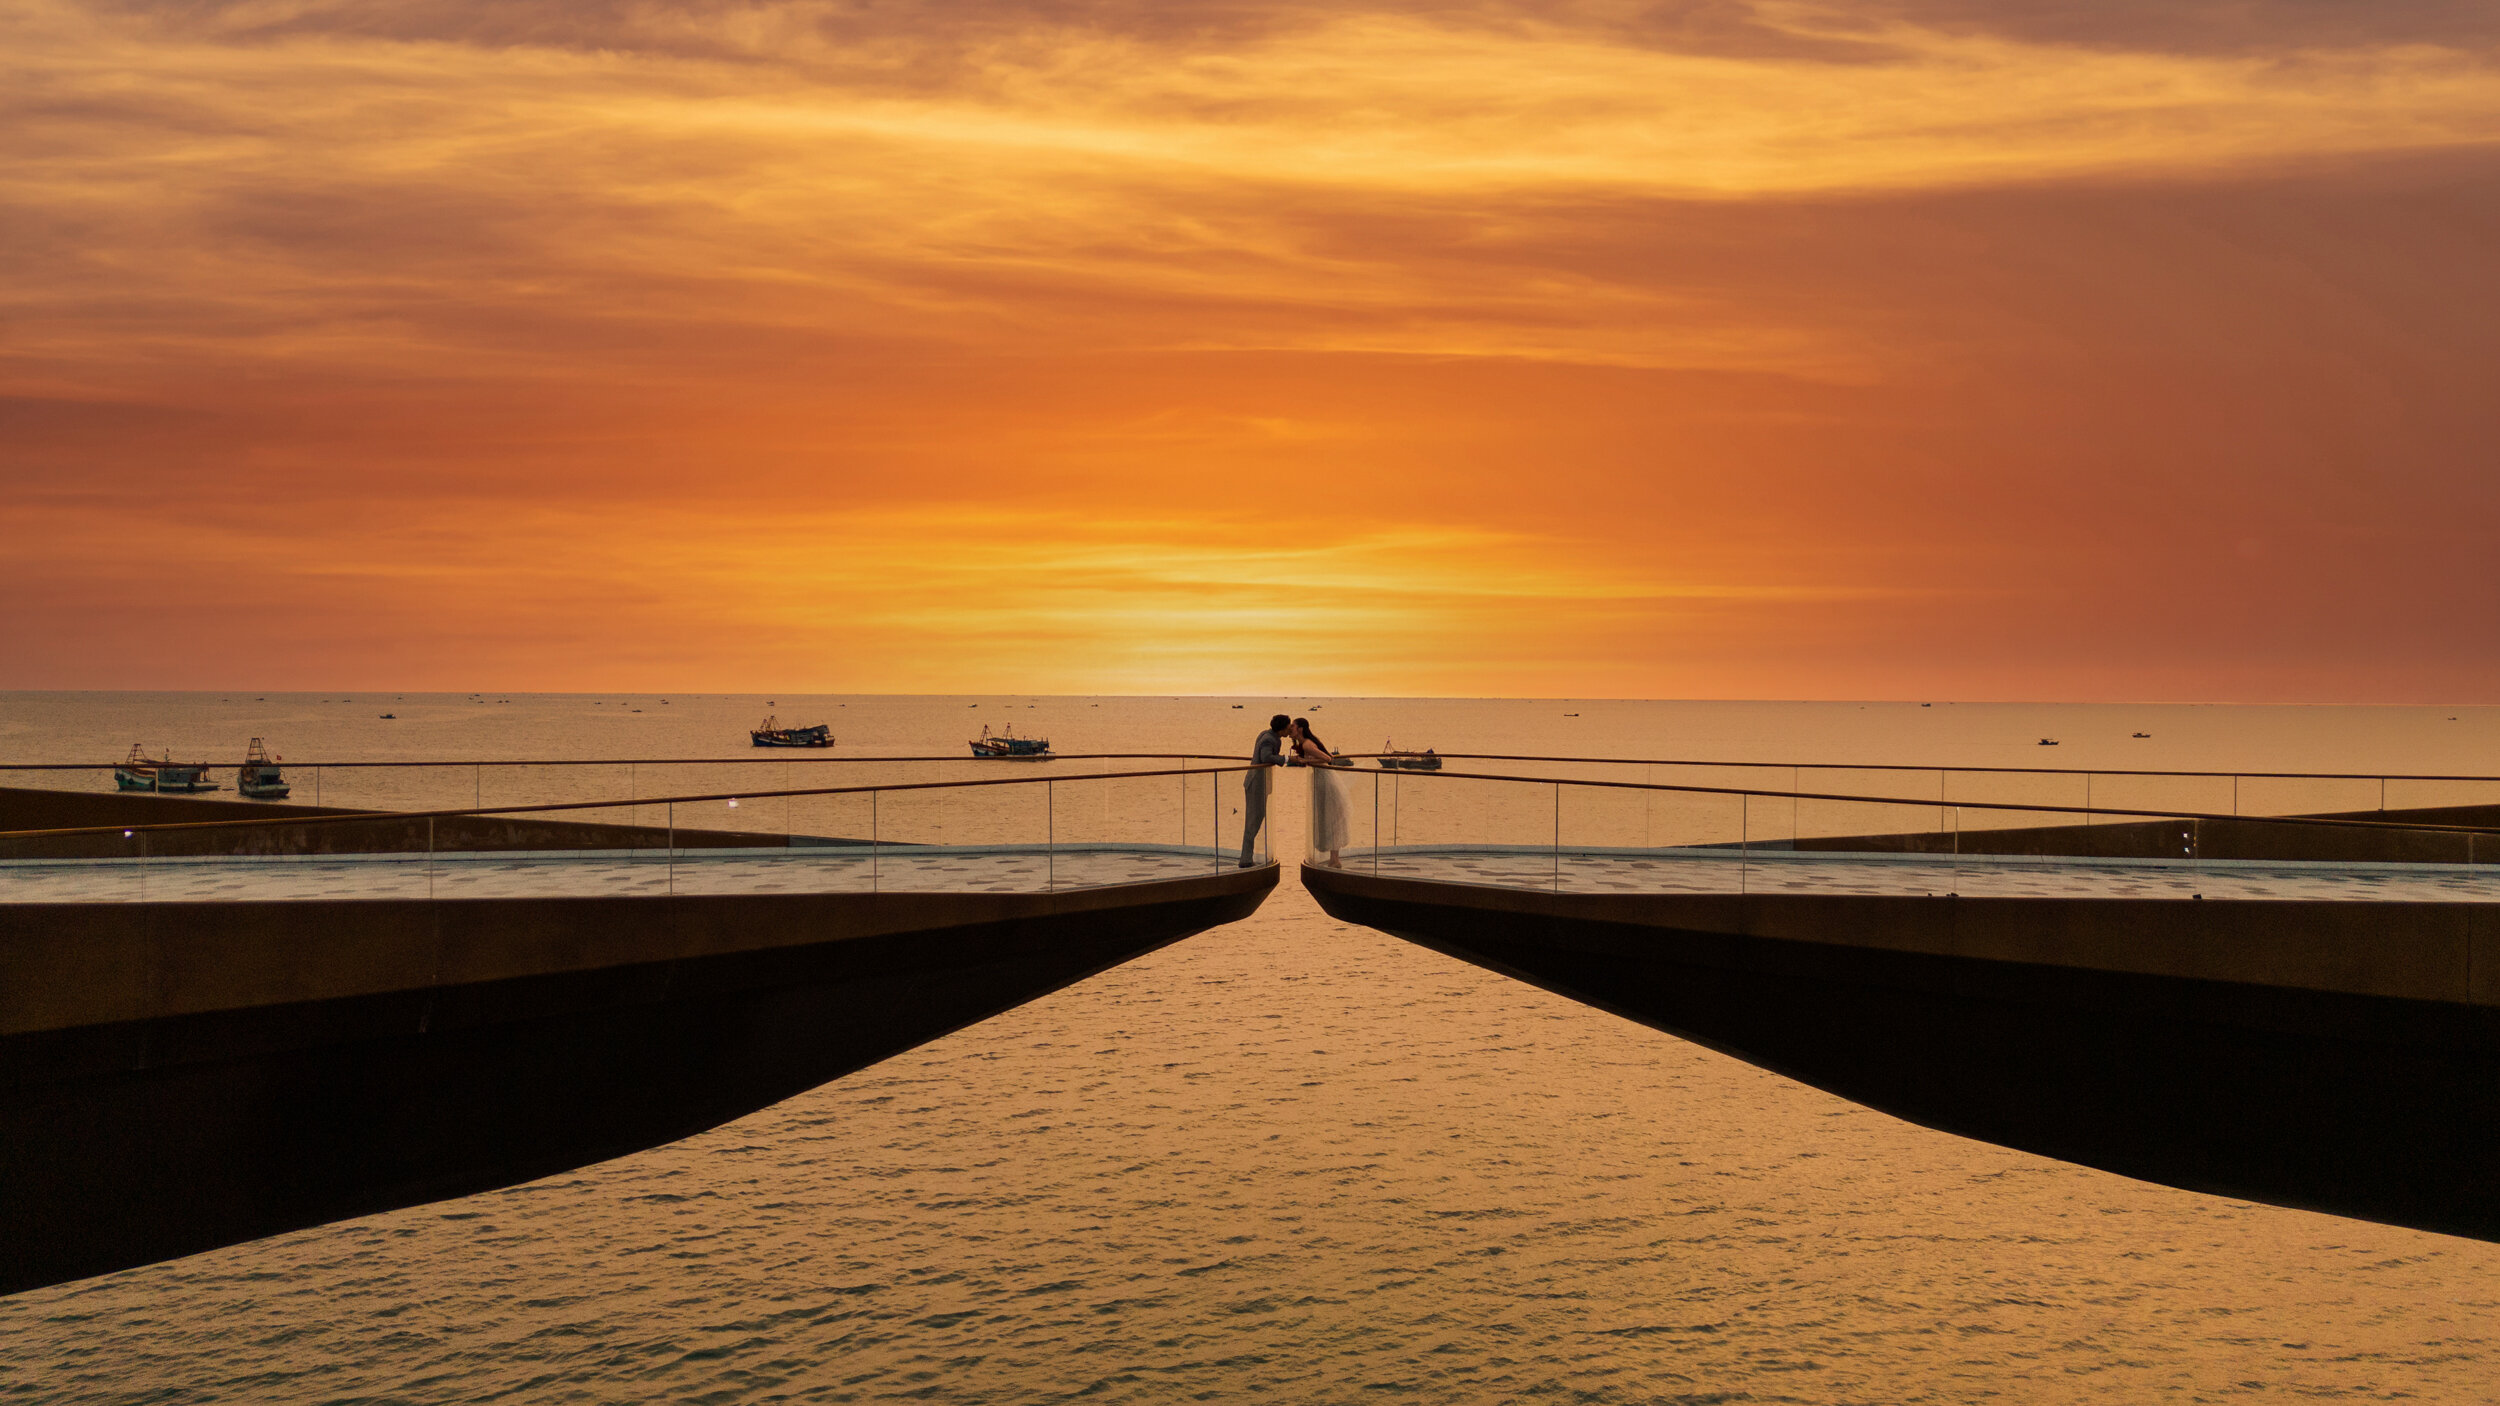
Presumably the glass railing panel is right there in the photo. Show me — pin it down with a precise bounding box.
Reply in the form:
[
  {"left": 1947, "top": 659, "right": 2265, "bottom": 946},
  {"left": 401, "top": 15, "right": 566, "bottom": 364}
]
[
  {"left": 869, "top": 773, "right": 1038, "bottom": 851},
  {"left": 787, "top": 788, "right": 876, "bottom": 852},
  {"left": 1790, "top": 767, "right": 1955, "bottom": 851},
  {"left": 2078, "top": 771, "right": 2235, "bottom": 831},
  {"left": 2383, "top": 777, "right": 2500, "bottom": 818},
  {"left": 1371, "top": 771, "right": 1550, "bottom": 858},
  {"left": 2236, "top": 774, "right": 2382, "bottom": 819},
  {"left": 1361, "top": 773, "right": 1559, "bottom": 888},
  {"left": 1047, "top": 760, "right": 1110, "bottom": 848},
  {"left": 1084, "top": 765, "right": 1201, "bottom": 853},
  {"left": 1027, "top": 765, "right": 1223, "bottom": 887},
  {"left": 1725, "top": 796, "right": 1961, "bottom": 897},
  {"left": 1552, "top": 783, "right": 1745, "bottom": 894},
  {"left": 1556, "top": 777, "right": 1653, "bottom": 852},
  {"left": 1173, "top": 766, "right": 1223, "bottom": 866},
  {"left": 1636, "top": 764, "right": 1774, "bottom": 849}
]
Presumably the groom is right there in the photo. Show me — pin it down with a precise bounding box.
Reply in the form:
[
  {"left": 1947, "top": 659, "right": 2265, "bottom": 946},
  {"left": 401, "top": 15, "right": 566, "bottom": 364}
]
[{"left": 1241, "top": 713, "right": 1291, "bottom": 867}]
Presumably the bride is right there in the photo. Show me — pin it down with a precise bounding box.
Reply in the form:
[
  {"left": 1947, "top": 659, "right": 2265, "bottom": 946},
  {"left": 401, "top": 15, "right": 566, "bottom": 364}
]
[{"left": 1292, "top": 717, "right": 1349, "bottom": 867}]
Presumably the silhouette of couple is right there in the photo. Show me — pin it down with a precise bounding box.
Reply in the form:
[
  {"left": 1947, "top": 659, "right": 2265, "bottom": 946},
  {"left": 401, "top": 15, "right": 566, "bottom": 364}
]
[{"left": 1241, "top": 713, "right": 1350, "bottom": 868}]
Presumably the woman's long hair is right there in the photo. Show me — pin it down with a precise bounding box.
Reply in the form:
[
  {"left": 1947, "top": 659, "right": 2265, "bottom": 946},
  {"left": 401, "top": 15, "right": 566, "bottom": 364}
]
[{"left": 1293, "top": 718, "right": 1328, "bottom": 754}]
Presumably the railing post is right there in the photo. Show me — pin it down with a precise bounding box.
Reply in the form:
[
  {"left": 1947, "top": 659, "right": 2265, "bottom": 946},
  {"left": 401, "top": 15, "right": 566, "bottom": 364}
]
[
  {"left": 1372, "top": 770, "right": 1380, "bottom": 875},
  {"left": 1740, "top": 791, "right": 1749, "bottom": 895},
  {"left": 1047, "top": 778, "right": 1055, "bottom": 892},
  {"left": 872, "top": 790, "right": 879, "bottom": 891},
  {"left": 2085, "top": 772, "right": 2093, "bottom": 827},
  {"left": 1551, "top": 782, "right": 1560, "bottom": 892},
  {"left": 427, "top": 815, "right": 436, "bottom": 901},
  {"left": 474, "top": 763, "right": 481, "bottom": 811},
  {"left": 667, "top": 801, "right": 675, "bottom": 895}
]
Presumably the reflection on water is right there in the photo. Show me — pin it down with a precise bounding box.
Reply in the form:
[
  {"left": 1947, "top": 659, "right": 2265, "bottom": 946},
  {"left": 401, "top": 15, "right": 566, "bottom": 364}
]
[{"left": 4, "top": 694, "right": 2500, "bottom": 1401}]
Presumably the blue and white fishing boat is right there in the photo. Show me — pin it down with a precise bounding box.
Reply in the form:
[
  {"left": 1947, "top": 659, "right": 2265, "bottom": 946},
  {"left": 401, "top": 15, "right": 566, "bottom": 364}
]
[
  {"left": 969, "top": 724, "right": 1050, "bottom": 759},
  {"left": 114, "top": 744, "right": 217, "bottom": 793},
  {"left": 237, "top": 738, "right": 291, "bottom": 799},
  {"left": 751, "top": 716, "right": 834, "bottom": 748}
]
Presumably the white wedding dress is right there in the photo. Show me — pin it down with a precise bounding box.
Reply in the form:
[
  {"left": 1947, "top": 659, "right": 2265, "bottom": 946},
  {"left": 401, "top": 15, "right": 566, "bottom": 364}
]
[{"left": 1307, "top": 756, "right": 1351, "bottom": 859}]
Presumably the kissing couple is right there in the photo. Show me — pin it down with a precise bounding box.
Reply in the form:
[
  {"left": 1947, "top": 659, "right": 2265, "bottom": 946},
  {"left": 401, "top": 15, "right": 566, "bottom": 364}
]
[{"left": 1241, "top": 713, "right": 1351, "bottom": 868}]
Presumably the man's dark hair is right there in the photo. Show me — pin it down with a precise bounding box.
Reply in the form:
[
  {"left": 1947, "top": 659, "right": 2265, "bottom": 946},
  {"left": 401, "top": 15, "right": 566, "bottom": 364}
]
[{"left": 1270, "top": 714, "right": 1292, "bottom": 731}]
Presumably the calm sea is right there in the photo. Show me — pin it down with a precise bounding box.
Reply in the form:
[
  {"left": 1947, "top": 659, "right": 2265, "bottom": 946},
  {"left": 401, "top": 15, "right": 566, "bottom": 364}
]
[{"left": 4, "top": 693, "right": 2499, "bottom": 1403}]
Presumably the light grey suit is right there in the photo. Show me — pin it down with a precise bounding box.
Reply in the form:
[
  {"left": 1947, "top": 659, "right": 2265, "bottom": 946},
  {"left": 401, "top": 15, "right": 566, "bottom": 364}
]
[{"left": 1241, "top": 727, "right": 1285, "bottom": 866}]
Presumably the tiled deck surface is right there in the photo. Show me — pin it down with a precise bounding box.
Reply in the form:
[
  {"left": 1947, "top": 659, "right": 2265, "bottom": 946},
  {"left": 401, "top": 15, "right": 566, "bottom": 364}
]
[
  {"left": 0, "top": 845, "right": 1244, "bottom": 905},
  {"left": 1332, "top": 846, "right": 2500, "bottom": 903}
]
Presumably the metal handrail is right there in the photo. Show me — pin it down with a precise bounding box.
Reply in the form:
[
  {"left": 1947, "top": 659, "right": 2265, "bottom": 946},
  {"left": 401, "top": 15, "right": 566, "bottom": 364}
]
[
  {"left": 0, "top": 752, "right": 1244, "bottom": 772},
  {"left": 0, "top": 763, "right": 1273, "bottom": 841},
  {"left": 18, "top": 750, "right": 2492, "bottom": 784},
  {"left": 1342, "top": 753, "right": 2500, "bottom": 785},
  {"left": 1359, "top": 766, "right": 2500, "bottom": 837}
]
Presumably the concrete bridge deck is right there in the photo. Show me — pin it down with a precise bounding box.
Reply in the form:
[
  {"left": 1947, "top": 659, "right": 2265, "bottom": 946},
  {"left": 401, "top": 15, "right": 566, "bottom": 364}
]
[
  {"left": 0, "top": 844, "right": 1235, "bottom": 904},
  {"left": 1345, "top": 845, "right": 2500, "bottom": 904}
]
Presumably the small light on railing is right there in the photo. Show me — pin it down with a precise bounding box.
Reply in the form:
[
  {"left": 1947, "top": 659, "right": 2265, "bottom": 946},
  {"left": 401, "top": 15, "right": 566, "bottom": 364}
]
[
  {"left": 123, "top": 830, "right": 134, "bottom": 838},
  {"left": 727, "top": 799, "right": 739, "bottom": 809}
]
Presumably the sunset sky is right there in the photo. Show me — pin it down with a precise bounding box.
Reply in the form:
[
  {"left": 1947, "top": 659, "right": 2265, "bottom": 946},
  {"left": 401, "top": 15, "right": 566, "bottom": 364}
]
[{"left": 5, "top": 0, "right": 2498, "bottom": 699}]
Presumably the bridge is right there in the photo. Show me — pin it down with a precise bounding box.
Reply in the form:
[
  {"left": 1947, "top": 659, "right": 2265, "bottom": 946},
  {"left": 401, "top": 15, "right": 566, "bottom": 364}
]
[
  {"left": 0, "top": 757, "right": 1275, "bottom": 1296},
  {"left": 1302, "top": 755, "right": 2500, "bottom": 1244},
  {"left": 10, "top": 748, "right": 2500, "bottom": 1295}
]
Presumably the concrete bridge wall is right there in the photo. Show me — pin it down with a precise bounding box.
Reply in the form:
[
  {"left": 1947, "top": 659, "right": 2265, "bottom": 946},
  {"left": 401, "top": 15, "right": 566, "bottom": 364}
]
[{"left": 1304, "top": 863, "right": 2500, "bottom": 1243}]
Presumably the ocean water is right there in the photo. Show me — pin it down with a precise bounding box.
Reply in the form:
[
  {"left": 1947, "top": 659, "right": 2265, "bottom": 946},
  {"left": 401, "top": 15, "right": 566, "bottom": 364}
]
[{"left": 4, "top": 693, "right": 2500, "bottom": 1403}]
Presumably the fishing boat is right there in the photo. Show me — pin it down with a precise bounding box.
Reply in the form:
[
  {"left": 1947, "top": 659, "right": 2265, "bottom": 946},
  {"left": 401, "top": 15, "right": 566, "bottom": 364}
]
[
  {"left": 750, "top": 716, "right": 834, "bottom": 748},
  {"left": 113, "top": 744, "right": 217, "bottom": 793},
  {"left": 1376, "top": 744, "right": 1443, "bottom": 771},
  {"left": 237, "top": 738, "right": 291, "bottom": 799},
  {"left": 2039, "top": 738, "right": 2061, "bottom": 746},
  {"left": 969, "top": 724, "right": 1051, "bottom": 759}
]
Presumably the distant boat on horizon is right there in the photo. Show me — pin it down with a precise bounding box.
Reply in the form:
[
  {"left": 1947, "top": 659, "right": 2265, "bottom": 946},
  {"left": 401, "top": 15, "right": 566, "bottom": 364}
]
[{"left": 2039, "top": 738, "right": 2060, "bottom": 746}]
